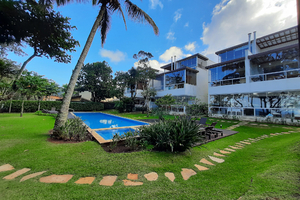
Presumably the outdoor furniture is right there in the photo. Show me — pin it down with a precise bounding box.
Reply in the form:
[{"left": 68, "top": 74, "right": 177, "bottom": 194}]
[
  {"left": 205, "top": 122, "right": 223, "bottom": 140},
  {"left": 42, "top": 107, "right": 58, "bottom": 114},
  {"left": 196, "top": 117, "right": 207, "bottom": 127}
]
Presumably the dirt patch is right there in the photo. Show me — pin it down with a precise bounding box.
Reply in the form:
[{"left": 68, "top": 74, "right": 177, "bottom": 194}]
[
  {"left": 47, "top": 130, "right": 90, "bottom": 144},
  {"left": 101, "top": 140, "right": 142, "bottom": 153}
]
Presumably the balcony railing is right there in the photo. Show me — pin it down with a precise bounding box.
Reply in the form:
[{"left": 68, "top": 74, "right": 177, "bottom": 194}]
[
  {"left": 250, "top": 69, "right": 300, "bottom": 82},
  {"left": 210, "top": 77, "right": 246, "bottom": 87}
]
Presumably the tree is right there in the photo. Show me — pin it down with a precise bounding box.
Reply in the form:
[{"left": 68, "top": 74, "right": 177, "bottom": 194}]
[
  {"left": 113, "top": 71, "right": 130, "bottom": 99},
  {"left": 54, "top": 0, "right": 159, "bottom": 137},
  {"left": 0, "top": 58, "right": 19, "bottom": 100},
  {"left": 77, "top": 61, "right": 115, "bottom": 102},
  {"left": 155, "top": 94, "right": 176, "bottom": 108},
  {"left": 141, "top": 87, "right": 156, "bottom": 117},
  {"left": 15, "top": 71, "right": 48, "bottom": 116},
  {"left": 0, "top": 0, "right": 79, "bottom": 80}
]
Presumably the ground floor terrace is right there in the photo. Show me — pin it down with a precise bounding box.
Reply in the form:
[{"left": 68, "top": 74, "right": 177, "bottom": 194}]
[{"left": 209, "top": 90, "right": 300, "bottom": 119}]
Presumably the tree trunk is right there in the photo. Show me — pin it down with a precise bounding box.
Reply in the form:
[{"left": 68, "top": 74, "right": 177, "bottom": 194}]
[
  {"left": 9, "top": 98, "right": 12, "bottom": 113},
  {"left": 16, "top": 53, "right": 36, "bottom": 80},
  {"left": 38, "top": 99, "right": 40, "bottom": 111},
  {"left": 20, "top": 99, "right": 24, "bottom": 117},
  {"left": 53, "top": 8, "right": 106, "bottom": 136}
]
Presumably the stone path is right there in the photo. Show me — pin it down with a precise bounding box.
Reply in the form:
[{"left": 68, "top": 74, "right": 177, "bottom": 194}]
[
  {"left": 226, "top": 121, "right": 249, "bottom": 130},
  {"left": 0, "top": 130, "right": 297, "bottom": 187}
]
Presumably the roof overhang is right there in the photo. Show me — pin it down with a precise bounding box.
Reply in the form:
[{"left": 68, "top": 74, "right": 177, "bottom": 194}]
[
  {"left": 161, "top": 53, "right": 209, "bottom": 69},
  {"left": 248, "top": 43, "right": 298, "bottom": 59},
  {"left": 156, "top": 67, "right": 199, "bottom": 76},
  {"left": 205, "top": 57, "right": 245, "bottom": 69}
]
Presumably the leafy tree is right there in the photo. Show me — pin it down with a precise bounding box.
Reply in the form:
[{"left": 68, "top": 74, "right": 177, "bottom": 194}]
[
  {"left": 0, "top": 58, "right": 19, "bottom": 100},
  {"left": 54, "top": 0, "right": 159, "bottom": 137},
  {"left": 77, "top": 61, "right": 115, "bottom": 102},
  {"left": 15, "top": 71, "right": 48, "bottom": 116},
  {"left": 0, "top": 0, "right": 79, "bottom": 80},
  {"left": 155, "top": 94, "right": 176, "bottom": 108},
  {"left": 113, "top": 71, "right": 129, "bottom": 99},
  {"left": 141, "top": 87, "right": 156, "bottom": 117}
]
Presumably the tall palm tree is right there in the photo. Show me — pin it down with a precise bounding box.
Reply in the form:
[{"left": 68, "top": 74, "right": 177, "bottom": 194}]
[{"left": 53, "top": 0, "right": 159, "bottom": 137}]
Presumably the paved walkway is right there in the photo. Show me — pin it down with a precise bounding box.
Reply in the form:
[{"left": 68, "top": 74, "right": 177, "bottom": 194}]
[{"left": 0, "top": 130, "right": 297, "bottom": 186}]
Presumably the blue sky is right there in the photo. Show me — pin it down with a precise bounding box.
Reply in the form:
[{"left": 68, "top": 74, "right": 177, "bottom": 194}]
[{"left": 7, "top": 0, "right": 297, "bottom": 86}]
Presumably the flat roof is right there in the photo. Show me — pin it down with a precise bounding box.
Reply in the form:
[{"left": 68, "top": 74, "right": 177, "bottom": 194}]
[
  {"left": 215, "top": 26, "right": 298, "bottom": 55},
  {"left": 161, "top": 53, "right": 209, "bottom": 69},
  {"left": 205, "top": 57, "right": 244, "bottom": 69}
]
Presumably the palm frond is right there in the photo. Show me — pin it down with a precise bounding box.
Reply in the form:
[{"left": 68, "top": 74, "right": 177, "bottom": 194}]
[
  {"left": 124, "top": 0, "right": 159, "bottom": 35},
  {"left": 107, "top": 0, "right": 127, "bottom": 30},
  {"left": 99, "top": 5, "right": 111, "bottom": 46}
]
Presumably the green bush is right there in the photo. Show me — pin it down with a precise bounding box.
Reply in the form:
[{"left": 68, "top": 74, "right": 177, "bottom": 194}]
[
  {"left": 1, "top": 100, "right": 104, "bottom": 112},
  {"left": 186, "top": 99, "right": 208, "bottom": 117},
  {"left": 56, "top": 117, "right": 92, "bottom": 141},
  {"left": 34, "top": 110, "right": 57, "bottom": 118},
  {"left": 139, "top": 117, "right": 204, "bottom": 152}
]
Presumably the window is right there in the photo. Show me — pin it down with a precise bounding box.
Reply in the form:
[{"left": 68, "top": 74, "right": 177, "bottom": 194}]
[
  {"left": 153, "top": 75, "right": 164, "bottom": 91},
  {"left": 186, "top": 70, "right": 196, "bottom": 85},
  {"left": 219, "top": 45, "right": 248, "bottom": 62},
  {"left": 165, "top": 70, "right": 185, "bottom": 90}
]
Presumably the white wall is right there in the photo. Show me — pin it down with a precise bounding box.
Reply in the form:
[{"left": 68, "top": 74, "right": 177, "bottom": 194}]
[{"left": 79, "top": 91, "right": 92, "bottom": 100}]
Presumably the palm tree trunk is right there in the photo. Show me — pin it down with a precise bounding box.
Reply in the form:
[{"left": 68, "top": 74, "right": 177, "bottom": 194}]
[{"left": 53, "top": 8, "right": 106, "bottom": 136}]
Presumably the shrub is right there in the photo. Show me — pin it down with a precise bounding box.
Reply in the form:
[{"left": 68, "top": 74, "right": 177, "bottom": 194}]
[
  {"left": 34, "top": 110, "right": 57, "bottom": 118},
  {"left": 186, "top": 99, "right": 208, "bottom": 117},
  {"left": 56, "top": 117, "right": 92, "bottom": 141},
  {"left": 139, "top": 117, "right": 204, "bottom": 152},
  {"left": 1, "top": 100, "right": 104, "bottom": 112},
  {"left": 151, "top": 107, "right": 168, "bottom": 121},
  {"left": 122, "top": 131, "right": 139, "bottom": 150}
]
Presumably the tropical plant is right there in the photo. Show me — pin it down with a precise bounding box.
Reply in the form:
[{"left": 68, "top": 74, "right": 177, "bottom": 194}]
[
  {"left": 139, "top": 117, "right": 204, "bottom": 152},
  {"left": 54, "top": 0, "right": 159, "bottom": 138},
  {"left": 185, "top": 98, "right": 208, "bottom": 117},
  {"left": 122, "top": 130, "right": 139, "bottom": 150},
  {"left": 57, "top": 117, "right": 91, "bottom": 141},
  {"left": 141, "top": 87, "right": 156, "bottom": 117}
]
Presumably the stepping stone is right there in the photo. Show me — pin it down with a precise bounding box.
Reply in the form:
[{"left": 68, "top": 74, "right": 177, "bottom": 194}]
[
  {"left": 260, "top": 124, "right": 268, "bottom": 127},
  {"left": 289, "top": 131, "right": 295, "bottom": 133},
  {"left": 240, "top": 141, "right": 251, "bottom": 145},
  {"left": 75, "top": 177, "right": 95, "bottom": 185},
  {"left": 229, "top": 146, "right": 241, "bottom": 149},
  {"left": 40, "top": 174, "right": 73, "bottom": 183},
  {"left": 208, "top": 156, "right": 225, "bottom": 163},
  {"left": 236, "top": 143, "right": 245, "bottom": 146},
  {"left": 224, "top": 148, "right": 235, "bottom": 152},
  {"left": 3, "top": 168, "right": 31, "bottom": 180},
  {"left": 99, "top": 176, "right": 117, "bottom": 186},
  {"left": 127, "top": 173, "right": 138, "bottom": 180},
  {"left": 220, "top": 150, "right": 231, "bottom": 154},
  {"left": 0, "top": 164, "right": 14, "bottom": 172},
  {"left": 164, "top": 172, "right": 175, "bottom": 182},
  {"left": 20, "top": 171, "right": 47, "bottom": 182},
  {"left": 283, "top": 132, "right": 290, "bottom": 134},
  {"left": 123, "top": 180, "right": 143, "bottom": 186},
  {"left": 270, "top": 133, "right": 277, "bottom": 136},
  {"left": 200, "top": 158, "right": 215, "bottom": 166},
  {"left": 250, "top": 123, "right": 258, "bottom": 125},
  {"left": 181, "top": 168, "right": 196, "bottom": 180},
  {"left": 213, "top": 152, "right": 225, "bottom": 157},
  {"left": 194, "top": 164, "right": 209, "bottom": 171},
  {"left": 235, "top": 145, "right": 244, "bottom": 148},
  {"left": 144, "top": 172, "right": 158, "bottom": 181}
]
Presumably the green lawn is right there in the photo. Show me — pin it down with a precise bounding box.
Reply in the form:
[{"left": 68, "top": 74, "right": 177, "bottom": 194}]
[{"left": 0, "top": 113, "right": 299, "bottom": 200}]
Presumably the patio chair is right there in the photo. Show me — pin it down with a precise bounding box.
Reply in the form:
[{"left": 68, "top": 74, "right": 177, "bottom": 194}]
[{"left": 196, "top": 117, "right": 207, "bottom": 127}]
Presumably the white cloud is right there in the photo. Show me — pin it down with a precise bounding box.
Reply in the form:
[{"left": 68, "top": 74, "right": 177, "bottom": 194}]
[
  {"left": 174, "top": 9, "right": 183, "bottom": 22},
  {"left": 134, "top": 60, "right": 166, "bottom": 73},
  {"left": 166, "top": 31, "right": 176, "bottom": 41},
  {"left": 201, "top": 0, "right": 297, "bottom": 62},
  {"left": 149, "top": 0, "right": 163, "bottom": 9},
  {"left": 99, "top": 49, "right": 126, "bottom": 63},
  {"left": 184, "top": 42, "right": 196, "bottom": 52},
  {"left": 184, "top": 22, "right": 189, "bottom": 27},
  {"left": 159, "top": 46, "right": 187, "bottom": 62}
]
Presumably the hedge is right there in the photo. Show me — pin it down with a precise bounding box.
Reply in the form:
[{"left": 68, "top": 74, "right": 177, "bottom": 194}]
[{"left": 0, "top": 100, "right": 104, "bottom": 112}]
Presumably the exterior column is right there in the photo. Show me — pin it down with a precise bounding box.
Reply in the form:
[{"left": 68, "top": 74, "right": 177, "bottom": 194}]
[{"left": 245, "top": 50, "right": 251, "bottom": 84}]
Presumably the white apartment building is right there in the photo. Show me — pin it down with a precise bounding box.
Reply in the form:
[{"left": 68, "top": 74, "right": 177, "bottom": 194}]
[
  {"left": 125, "top": 53, "right": 214, "bottom": 113},
  {"left": 206, "top": 26, "right": 300, "bottom": 120}
]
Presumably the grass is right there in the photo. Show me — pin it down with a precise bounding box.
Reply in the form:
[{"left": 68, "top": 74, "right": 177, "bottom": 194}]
[{"left": 0, "top": 112, "right": 299, "bottom": 200}]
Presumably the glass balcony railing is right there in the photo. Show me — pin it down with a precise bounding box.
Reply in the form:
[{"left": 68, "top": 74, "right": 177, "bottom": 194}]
[{"left": 250, "top": 69, "right": 300, "bottom": 82}]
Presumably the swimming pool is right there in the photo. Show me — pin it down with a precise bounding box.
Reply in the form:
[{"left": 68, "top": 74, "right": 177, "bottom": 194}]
[
  {"left": 73, "top": 112, "right": 148, "bottom": 142},
  {"left": 73, "top": 112, "right": 148, "bottom": 129}
]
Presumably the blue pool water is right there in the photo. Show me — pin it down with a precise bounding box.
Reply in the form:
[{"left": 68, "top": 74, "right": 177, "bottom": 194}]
[
  {"left": 73, "top": 112, "right": 148, "bottom": 129},
  {"left": 96, "top": 128, "right": 136, "bottom": 140}
]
